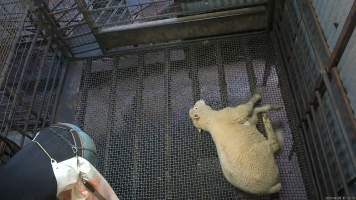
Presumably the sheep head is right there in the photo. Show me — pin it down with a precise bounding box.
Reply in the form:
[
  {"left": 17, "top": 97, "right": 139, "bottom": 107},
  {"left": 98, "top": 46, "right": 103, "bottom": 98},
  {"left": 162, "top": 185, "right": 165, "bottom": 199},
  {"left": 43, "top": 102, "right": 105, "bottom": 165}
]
[{"left": 189, "top": 100, "right": 212, "bottom": 133}]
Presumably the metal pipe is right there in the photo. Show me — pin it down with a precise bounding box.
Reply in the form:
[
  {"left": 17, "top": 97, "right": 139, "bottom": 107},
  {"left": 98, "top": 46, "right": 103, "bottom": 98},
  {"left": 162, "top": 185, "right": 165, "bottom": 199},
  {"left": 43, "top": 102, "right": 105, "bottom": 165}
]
[
  {"left": 6, "top": 38, "right": 47, "bottom": 135},
  {"left": 309, "top": 105, "right": 339, "bottom": 195},
  {"left": 305, "top": 113, "right": 330, "bottom": 195},
  {"left": 330, "top": 68, "right": 356, "bottom": 133},
  {"left": 22, "top": 38, "right": 47, "bottom": 97},
  {"left": 33, "top": 53, "right": 60, "bottom": 131},
  {"left": 242, "top": 39, "right": 257, "bottom": 95},
  {"left": 42, "top": 56, "right": 62, "bottom": 128},
  {"left": 74, "top": 0, "right": 106, "bottom": 54},
  {"left": 70, "top": 31, "right": 266, "bottom": 60},
  {"left": 267, "top": 0, "right": 275, "bottom": 30},
  {"left": 73, "top": 46, "right": 100, "bottom": 54},
  {"left": 50, "top": 60, "right": 68, "bottom": 123},
  {"left": 300, "top": 122, "right": 322, "bottom": 199},
  {"left": 315, "top": 91, "right": 350, "bottom": 195},
  {"left": 0, "top": 11, "right": 28, "bottom": 89},
  {"left": 59, "top": 21, "right": 86, "bottom": 31},
  {"left": 100, "top": 6, "right": 266, "bottom": 32},
  {"left": 216, "top": 43, "right": 228, "bottom": 107},
  {"left": 322, "top": 70, "right": 356, "bottom": 169},
  {"left": 65, "top": 31, "right": 92, "bottom": 39},
  {"left": 3, "top": 29, "right": 40, "bottom": 134},
  {"left": 328, "top": 1, "right": 356, "bottom": 71},
  {"left": 102, "top": 3, "right": 127, "bottom": 26},
  {"left": 22, "top": 38, "right": 52, "bottom": 134},
  {"left": 188, "top": 47, "right": 200, "bottom": 103},
  {"left": 93, "top": 0, "right": 114, "bottom": 24},
  {"left": 77, "top": 59, "right": 92, "bottom": 128},
  {"left": 70, "top": 40, "right": 98, "bottom": 49},
  {"left": 274, "top": 28, "right": 302, "bottom": 120},
  {"left": 0, "top": 30, "right": 32, "bottom": 131}
]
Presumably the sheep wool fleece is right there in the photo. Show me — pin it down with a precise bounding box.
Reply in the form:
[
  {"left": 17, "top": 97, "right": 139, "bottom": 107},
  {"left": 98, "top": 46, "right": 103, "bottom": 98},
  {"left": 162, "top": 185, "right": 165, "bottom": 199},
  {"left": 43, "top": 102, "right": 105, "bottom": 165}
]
[{"left": 189, "top": 93, "right": 282, "bottom": 195}]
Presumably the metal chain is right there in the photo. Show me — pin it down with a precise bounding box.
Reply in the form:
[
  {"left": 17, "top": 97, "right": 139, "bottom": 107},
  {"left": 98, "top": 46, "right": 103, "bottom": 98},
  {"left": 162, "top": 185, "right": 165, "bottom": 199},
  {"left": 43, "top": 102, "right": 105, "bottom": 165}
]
[
  {"left": 32, "top": 139, "right": 56, "bottom": 164},
  {"left": 32, "top": 124, "right": 81, "bottom": 165}
]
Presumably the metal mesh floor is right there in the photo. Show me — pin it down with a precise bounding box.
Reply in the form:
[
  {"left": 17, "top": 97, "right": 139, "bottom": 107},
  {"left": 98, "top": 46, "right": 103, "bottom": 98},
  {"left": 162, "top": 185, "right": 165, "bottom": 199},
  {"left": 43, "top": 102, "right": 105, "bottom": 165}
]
[{"left": 75, "top": 32, "right": 307, "bottom": 199}]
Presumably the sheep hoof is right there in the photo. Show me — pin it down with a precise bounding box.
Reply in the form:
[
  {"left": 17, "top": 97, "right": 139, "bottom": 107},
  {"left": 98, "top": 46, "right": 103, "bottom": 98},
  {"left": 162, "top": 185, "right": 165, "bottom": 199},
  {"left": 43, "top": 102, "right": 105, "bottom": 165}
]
[
  {"left": 271, "top": 105, "right": 283, "bottom": 111},
  {"left": 254, "top": 87, "right": 263, "bottom": 96},
  {"left": 268, "top": 183, "right": 281, "bottom": 194}
]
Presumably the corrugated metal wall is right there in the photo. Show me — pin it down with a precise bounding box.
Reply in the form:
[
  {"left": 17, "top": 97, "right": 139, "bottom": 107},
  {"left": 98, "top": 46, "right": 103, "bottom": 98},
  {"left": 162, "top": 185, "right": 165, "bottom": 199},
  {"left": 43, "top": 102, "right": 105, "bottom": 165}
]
[
  {"left": 338, "top": 29, "right": 356, "bottom": 117},
  {"left": 311, "top": 0, "right": 354, "bottom": 51}
]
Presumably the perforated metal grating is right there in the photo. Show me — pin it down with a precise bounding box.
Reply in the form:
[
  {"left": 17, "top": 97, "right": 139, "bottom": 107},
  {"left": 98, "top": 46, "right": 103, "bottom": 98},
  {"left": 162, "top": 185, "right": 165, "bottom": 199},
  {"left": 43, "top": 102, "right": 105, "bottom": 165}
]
[{"left": 75, "top": 32, "right": 307, "bottom": 199}]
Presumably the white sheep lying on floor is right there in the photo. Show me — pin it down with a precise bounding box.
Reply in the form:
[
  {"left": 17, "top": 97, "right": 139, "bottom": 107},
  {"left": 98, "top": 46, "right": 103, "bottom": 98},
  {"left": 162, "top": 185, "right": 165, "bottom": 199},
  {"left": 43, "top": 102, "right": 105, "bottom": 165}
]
[{"left": 189, "top": 93, "right": 282, "bottom": 195}]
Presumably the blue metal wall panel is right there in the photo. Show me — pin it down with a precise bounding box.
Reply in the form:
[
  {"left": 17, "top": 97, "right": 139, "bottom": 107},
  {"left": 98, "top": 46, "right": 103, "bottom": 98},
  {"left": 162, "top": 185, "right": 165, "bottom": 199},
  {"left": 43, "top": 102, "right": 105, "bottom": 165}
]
[
  {"left": 338, "top": 29, "right": 356, "bottom": 117},
  {"left": 310, "top": 0, "right": 353, "bottom": 51}
]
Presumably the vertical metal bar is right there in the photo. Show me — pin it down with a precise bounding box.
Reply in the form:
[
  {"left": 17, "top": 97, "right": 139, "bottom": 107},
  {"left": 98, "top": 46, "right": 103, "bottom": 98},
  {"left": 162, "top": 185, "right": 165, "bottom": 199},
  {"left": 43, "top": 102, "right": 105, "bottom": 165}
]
[
  {"left": 188, "top": 47, "right": 200, "bottom": 103},
  {"left": 77, "top": 59, "right": 92, "bottom": 128},
  {"left": 0, "top": 32, "right": 32, "bottom": 133},
  {"left": 292, "top": 39, "right": 309, "bottom": 112},
  {"left": 243, "top": 40, "right": 257, "bottom": 94},
  {"left": 267, "top": 0, "right": 276, "bottom": 31},
  {"left": 42, "top": 55, "right": 62, "bottom": 128},
  {"left": 164, "top": 50, "right": 172, "bottom": 199},
  {"left": 33, "top": 53, "right": 60, "bottom": 131},
  {"left": 216, "top": 42, "right": 228, "bottom": 108},
  {"left": 102, "top": 57, "right": 118, "bottom": 177},
  {"left": 0, "top": 10, "right": 28, "bottom": 88},
  {"left": 50, "top": 60, "right": 68, "bottom": 123},
  {"left": 330, "top": 67, "right": 356, "bottom": 133},
  {"left": 93, "top": 0, "right": 114, "bottom": 24},
  {"left": 22, "top": 38, "right": 51, "bottom": 133},
  {"left": 131, "top": 54, "right": 144, "bottom": 199},
  {"left": 305, "top": 113, "right": 329, "bottom": 196},
  {"left": 274, "top": 29, "right": 302, "bottom": 120},
  {"left": 3, "top": 29, "right": 40, "bottom": 134},
  {"left": 300, "top": 122, "right": 322, "bottom": 199},
  {"left": 0, "top": 3, "right": 22, "bottom": 70},
  {"left": 316, "top": 91, "right": 351, "bottom": 195},
  {"left": 309, "top": 104, "right": 338, "bottom": 195},
  {"left": 322, "top": 70, "right": 356, "bottom": 168}
]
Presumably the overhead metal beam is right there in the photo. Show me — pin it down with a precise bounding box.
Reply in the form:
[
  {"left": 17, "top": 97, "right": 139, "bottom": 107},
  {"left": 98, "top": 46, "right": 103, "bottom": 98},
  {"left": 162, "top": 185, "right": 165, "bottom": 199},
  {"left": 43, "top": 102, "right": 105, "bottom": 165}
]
[
  {"left": 328, "top": 1, "right": 356, "bottom": 71},
  {"left": 98, "top": 6, "right": 267, "bottom": 49},
  {"left": 24, "top": 0, "right": 72, "bottom": 57}
]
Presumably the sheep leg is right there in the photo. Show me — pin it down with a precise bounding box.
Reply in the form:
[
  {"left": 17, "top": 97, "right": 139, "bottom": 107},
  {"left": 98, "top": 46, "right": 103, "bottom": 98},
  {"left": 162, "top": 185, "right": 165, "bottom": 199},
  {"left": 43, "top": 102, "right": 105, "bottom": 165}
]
[
  {"left": 248, "top": 105, "right": 273, "bottom": 126},
  {"left": 246, "top": 93, "right": 261, "bottom": 108},
  {"left": 232, "top": 93, "right": 261, "bottom": 124},
  {"left": 262, "top": 113, "right": 281, "bottom": 153}
]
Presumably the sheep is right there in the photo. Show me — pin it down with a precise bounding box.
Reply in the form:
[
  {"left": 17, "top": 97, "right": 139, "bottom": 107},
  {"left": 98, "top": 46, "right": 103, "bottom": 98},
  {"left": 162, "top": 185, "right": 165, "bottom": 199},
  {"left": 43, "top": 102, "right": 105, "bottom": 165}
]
[{"left": 189, "top": 93, "right": 283, "bottom": 195}]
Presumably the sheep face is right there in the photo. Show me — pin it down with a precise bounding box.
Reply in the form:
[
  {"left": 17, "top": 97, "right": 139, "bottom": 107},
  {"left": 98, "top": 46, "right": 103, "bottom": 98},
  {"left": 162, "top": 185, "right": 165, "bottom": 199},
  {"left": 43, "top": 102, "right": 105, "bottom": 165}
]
[{"left": 189, "top": 100, "right": 212, "bottom": 132}]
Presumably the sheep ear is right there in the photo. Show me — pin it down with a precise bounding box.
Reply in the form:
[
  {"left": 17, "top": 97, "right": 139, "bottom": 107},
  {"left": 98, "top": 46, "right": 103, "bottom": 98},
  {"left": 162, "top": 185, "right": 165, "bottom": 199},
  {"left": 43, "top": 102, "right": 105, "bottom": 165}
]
[{"left": 193, "top": 114, "right": 200, "bottom": 120}]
